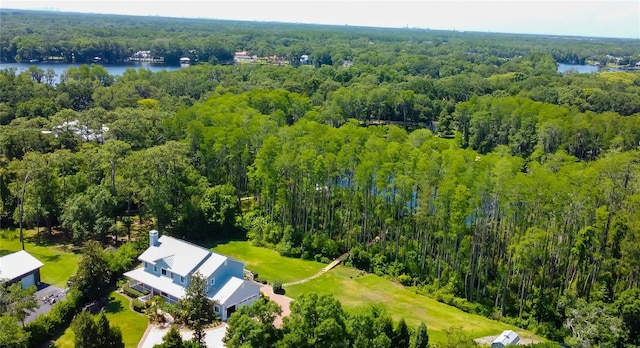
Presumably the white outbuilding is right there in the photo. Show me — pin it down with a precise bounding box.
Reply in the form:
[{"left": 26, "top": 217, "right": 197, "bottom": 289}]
[
  {"left": 491, "top": 330, "right": 520, "bottom": 347},
  {"left": 0, "top": 250, "right": 44, "bottom": 289}
]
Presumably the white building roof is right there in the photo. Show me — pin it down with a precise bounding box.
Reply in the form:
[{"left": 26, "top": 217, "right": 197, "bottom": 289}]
[
  {"left": 138, "top": 236, "right": 216, "bottom": 277},
  {"left": 492, "top": 330, "right": 520, "bottom": 346},
  {"left": 211, "top": 277, "right": 245, "bottom": 304},
  {"left": 124, "top": 267, "right": 186, "bottom": 299},
  {"left": 196, "top": 253, "right": 227, "bottom": 278},
  {"left": 0, "top": 250, "right": 44, "bottom": 281}
]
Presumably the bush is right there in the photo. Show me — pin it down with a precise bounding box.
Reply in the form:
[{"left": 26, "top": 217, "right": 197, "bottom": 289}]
[
  {"left": 132, "top": 299, "right": 147, "bottom": 313},
  {"left": 397, "top": 274, "right": 413, "bottom": 286},
  {"left": 272, "top": 280, "right": 285, "bottom": 295},
  {"left": 122, "top": 283, "right": 147, "bottom": 299},
  {"left": 25, "top": 289, "right": 83, "bottom": 347}
]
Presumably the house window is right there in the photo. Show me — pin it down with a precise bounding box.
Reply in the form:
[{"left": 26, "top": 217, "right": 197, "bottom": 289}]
[
  {"left": 154, "top": 265, "right": 157, "bottom": 272},
  {"left": 180, "top": 276, "right": 185, "bottom": 283},
  {"left": 161, "top": 269, "right": 167, "bottom": 276},
  {"left": 143, "top": 262, "right": 147, "bottom": 268},
  {"left": 210, "top": 278, "right": 215, "bottom": 285},
  {"left": 214, "top": 305, "right": 220, "bottom": 313}
]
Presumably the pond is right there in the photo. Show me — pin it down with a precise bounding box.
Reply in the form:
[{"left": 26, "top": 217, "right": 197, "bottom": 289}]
[
  {"left": 557, "top": 63, "right": 599, "bottom": 74},
  {"left": 0, "top": 61, "right": 182, "bottom": 84}
]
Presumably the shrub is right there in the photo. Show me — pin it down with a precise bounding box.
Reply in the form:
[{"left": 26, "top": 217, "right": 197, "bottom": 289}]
[
  {"left": 397, "top": 274, "right": 413, "bottom": 286},
  {"left": 25, "top": 289, "right": 83, "bottom": 347},
  {"left": 272, "top": 280, "right": 284, "bottom": 295},
  {"left": 132, "top": 299, "right": 147, "bottom": 313},
  {"left": 122, "top": 283, "right": 147, "bottom": 299}
]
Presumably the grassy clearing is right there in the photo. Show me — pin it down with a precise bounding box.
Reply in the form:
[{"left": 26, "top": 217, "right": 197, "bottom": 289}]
[
  {"left": 0, "top": 229, "right": 79, "bottom": 287},
  {"left": 215, "top": 241, "right": 541, "bottom": 343},
  {"left": 56, "top": 291, "right": 149, "bottom": 347},
  {"left": 213, "top": 241, "right": 326, "bottom": 283},
  {"left": 286, "top": 266, "right": 540, "bottom": 342}
]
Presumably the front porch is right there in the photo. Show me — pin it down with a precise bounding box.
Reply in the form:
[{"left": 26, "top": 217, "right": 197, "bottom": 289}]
[{"left": 128, "top": 280, "right": 181, "bottom": 304}]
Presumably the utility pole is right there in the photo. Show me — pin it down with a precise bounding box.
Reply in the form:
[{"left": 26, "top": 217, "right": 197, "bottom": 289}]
[{"left": 19, "top": 172, "right": 30, "bottom": 251}]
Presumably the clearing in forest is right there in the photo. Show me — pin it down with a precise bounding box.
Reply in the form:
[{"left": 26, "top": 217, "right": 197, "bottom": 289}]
[
  {"left": 0, "top": 229, "right": 79, "bottom": 288},
  {"left": 213, "top": 241, "right": 543, "bottom": 344}
]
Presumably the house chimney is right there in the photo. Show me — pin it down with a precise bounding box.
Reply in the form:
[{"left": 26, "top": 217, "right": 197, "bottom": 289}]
[{"left": 149, "top": 230, "right": 159, "bottom": 247}]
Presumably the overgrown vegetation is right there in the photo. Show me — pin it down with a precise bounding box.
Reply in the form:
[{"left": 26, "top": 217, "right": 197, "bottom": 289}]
[{"left": 1, "top": 9, "right": 639, "bottom": 346}]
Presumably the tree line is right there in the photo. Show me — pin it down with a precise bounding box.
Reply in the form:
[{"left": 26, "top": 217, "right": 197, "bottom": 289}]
[{"left": 1, "top": 10, "right": 639, "bottom": 347}]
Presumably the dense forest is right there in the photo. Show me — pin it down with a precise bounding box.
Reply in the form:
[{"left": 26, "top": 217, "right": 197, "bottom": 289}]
[{"left": 1, "top": 9, "right": 640, "bottom": 347}]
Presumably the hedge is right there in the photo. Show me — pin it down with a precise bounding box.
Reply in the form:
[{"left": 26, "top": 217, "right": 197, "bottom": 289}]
[
  {"left": 122, "top": 283, "right": 148, "bottom": 299},
  {"left": 25, "top": 289, "right": 83, "bottom": 347},
  {"left": 132, "top": 299, "right": 147, "bottom": 313}
]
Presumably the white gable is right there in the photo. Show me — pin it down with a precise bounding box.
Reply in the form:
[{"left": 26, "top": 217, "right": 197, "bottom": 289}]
[
  {"left": 196, "top": 253, "right": 227, "bottom": 278},
  {"left": 0, "top": 250, "right": 44, "bottom": 281},
  {"left": 212, "top": 277, "right": 245, "bottom": 304}
]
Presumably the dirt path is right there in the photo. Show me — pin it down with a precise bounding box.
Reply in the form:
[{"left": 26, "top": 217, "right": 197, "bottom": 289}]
[
  {"left": 282, "top": 252, "right": 349, "bottom": 286},
  {"left": 283, "top": 235, "right": 380, "bottom": 287},
  {"left": 260, "top": 236, "right": 380, "bottom": 328}
]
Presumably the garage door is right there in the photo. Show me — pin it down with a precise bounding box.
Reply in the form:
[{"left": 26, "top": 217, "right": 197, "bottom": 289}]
[{"left": 21, "top": 273, "right": 35, "bottom": 288}]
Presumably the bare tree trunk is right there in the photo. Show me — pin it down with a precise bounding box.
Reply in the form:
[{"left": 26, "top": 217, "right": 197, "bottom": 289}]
[{"left": 19, "top": 173, "right": 30, "bottom": 251}]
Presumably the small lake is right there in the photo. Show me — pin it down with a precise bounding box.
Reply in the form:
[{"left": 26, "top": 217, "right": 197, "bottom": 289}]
[
  {"left": 557, "top": 63, "right": 600, "bottom": 74},
  {"left": 0, "top": 61, "right": 182, "bottom": 84}
]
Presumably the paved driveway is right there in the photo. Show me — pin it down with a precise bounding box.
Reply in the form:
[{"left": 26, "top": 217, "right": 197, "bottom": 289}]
[
  {"left": 24, "top": 284, "right": 67, "bottom": 324},
  {"left": 259, "top": 284, "right": 292, "bottom": 328},
  {"left": 138, "top": 324, "right": 227, "bottom": 348}
]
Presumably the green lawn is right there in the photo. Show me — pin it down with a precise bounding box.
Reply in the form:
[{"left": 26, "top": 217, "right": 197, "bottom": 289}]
[
  {"left": 214, "top": 241, "right": 542, "bottom": 343},
  {"left": 56, "top": 292, "right": 149, "bottom": 347},
  {"left": 0, "top": 229, "right": 79, "bottom": 287},
  {"left": 213, "top": 241, "right": 327, "bottom": 283}
]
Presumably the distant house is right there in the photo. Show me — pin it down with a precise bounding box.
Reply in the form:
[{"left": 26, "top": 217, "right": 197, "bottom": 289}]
[
  {"left": 133, "top": 50, "right": 152, "bottom": 59},
  {"left": 41, "top": 119, "right": 109, "bottom": 142},
  {"left": 124, "top": 231, "right": 261, "bottom": 321},
  {"left": 180, "top": 57, "right": 191, "bottom": 66},
  {"left": 300, "top": 54, "right": 310, "bottom": 64},
  {"left": 234, "top": 51, "right": 256, "bottom": 64},
  {"left": 341, "top": 60, "right": 354, "bottom": 68},
  {"left": 0, "top": 250, "right": 44, "bottom": 289},
  {"left": 491, "top": 330, "right": 520, "bottom": 347}
]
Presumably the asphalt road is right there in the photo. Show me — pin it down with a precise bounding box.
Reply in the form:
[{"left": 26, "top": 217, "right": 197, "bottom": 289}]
[{"left": 24, "top": 284, "right": 68, "bottom": 324}]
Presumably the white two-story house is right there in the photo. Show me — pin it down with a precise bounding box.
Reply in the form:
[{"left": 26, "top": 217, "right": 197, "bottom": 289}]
[{"left": 124, "top": 230, "right": 260, "bottom": 320}]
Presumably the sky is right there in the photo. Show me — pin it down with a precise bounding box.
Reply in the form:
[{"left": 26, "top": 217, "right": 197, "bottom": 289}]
[{"left": 2, "top": 0, "right": 639, "bottom": 38}]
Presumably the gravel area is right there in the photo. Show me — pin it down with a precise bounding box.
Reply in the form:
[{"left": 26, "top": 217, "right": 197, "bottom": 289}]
[{"left": 474, "top": 334, "right": 542, "bottom": 346}]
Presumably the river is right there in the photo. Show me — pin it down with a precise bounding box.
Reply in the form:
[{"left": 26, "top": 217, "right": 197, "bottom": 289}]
[
  {"left": 557, "top": 63, "right": 600, "bottom": 74},
  {"left": 0, "top": 61, "right": 182, "bottom": 84}
]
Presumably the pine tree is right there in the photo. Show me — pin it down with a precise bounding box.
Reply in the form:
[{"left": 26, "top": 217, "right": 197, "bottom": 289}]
[
  {"left": 154, "top": 325, "right": 184, "bottom": 348},
  {"left": 392, "top": 318, "right": 411, "bottom": 348},
  {"left": 413, "top": 322, "right": 429, "bottom": 348},
  {"left": 179, "top": 272, "right": 216, "bottom": 345}
]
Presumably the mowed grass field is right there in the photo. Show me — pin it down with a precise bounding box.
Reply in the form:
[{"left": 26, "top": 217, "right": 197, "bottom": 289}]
[
  {"left": 214, "top": 241, "right": 541, "bottom": 343},
  {"left": 56, "top": 292, "right": 149, "bottom": 347},
  {"left": 214, "top": 241, "right": 326, "bottom": 283},
  {"left": 0, "top": 229, "right": 79, "bottom": 287}
]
